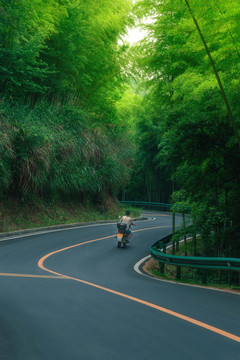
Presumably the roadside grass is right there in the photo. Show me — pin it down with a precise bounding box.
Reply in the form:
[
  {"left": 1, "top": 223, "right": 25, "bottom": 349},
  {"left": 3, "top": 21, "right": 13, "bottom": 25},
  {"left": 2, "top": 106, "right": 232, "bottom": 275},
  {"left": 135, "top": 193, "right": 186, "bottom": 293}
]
[{"left": 0, "top": 198, "right": 142, "bottom": 233}]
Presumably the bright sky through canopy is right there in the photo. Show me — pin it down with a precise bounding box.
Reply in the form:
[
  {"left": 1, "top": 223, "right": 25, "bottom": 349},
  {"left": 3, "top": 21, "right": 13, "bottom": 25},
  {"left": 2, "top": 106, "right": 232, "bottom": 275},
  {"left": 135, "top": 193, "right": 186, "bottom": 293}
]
[{"left": 125, "top": 26, "right": 148, "bottom": 44}]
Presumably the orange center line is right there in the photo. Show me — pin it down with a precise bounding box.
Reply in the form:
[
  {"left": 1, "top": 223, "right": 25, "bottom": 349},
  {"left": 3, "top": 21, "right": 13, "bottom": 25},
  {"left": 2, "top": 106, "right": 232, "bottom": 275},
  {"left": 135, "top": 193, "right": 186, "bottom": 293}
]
[
  {"left": 0, "top": 272, "right": 67, "bottom": 279},
  {"left": 37, "top": 227, "right": 240, "bottom": 343}
]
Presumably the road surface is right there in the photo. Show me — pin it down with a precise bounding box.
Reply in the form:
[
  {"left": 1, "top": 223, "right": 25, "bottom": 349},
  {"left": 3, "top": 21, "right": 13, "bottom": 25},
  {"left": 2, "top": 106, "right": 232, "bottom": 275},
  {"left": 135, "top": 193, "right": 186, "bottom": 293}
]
[{"left": 0, "top": 212, "right": 239, "bottom": 359}]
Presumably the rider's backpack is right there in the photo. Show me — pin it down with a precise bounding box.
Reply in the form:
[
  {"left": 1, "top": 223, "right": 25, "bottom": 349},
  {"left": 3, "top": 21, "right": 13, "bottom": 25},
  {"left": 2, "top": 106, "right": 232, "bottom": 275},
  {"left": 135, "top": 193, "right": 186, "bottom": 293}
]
[{"left": 117, "top": 222, "right": 127, "bottom": 231}]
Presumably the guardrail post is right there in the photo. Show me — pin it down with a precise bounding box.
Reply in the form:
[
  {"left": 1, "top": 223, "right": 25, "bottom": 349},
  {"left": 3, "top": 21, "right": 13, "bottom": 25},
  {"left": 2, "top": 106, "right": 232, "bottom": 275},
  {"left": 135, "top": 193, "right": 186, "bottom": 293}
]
[
  {"left": 202, "top": 269, "right": 207, "bottom": 284},
  {"left": 159, "top": 244, "right": 166, "bottom": 274},
  {"left": 159, "top": 262, "right": 165, "bottom": 274},
  {"left": 176, "top": 266, "right": 181, "bottom": 280}
]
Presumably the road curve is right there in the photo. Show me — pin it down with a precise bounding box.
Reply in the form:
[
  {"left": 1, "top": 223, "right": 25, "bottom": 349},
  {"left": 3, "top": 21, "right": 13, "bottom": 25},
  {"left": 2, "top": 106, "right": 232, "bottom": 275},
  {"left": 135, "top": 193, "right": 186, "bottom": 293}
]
[{"left": 0, "top": 212, "right": 239, "bottom": 359}]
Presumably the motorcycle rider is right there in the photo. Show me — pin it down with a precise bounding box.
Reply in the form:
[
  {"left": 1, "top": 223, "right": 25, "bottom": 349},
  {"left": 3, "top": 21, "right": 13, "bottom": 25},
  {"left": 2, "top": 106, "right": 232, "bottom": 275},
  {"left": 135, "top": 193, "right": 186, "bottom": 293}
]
[{"left": 120, "top": 210, "right": 135, "bottom": 241}]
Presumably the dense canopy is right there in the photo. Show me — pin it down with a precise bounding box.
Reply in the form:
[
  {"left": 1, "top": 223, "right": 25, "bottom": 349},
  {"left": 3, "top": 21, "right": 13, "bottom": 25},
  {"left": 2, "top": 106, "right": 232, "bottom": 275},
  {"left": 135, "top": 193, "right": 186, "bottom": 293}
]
[{"left": 126, "top": 0, "right": 240, "bottom": 257}]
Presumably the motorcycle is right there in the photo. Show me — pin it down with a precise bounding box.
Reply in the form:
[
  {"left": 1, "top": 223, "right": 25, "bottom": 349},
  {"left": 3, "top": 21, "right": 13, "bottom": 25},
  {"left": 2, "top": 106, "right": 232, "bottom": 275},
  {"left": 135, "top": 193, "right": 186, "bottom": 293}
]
[{"left": 116, "top": 222, "right": 132, "bottom": 248}]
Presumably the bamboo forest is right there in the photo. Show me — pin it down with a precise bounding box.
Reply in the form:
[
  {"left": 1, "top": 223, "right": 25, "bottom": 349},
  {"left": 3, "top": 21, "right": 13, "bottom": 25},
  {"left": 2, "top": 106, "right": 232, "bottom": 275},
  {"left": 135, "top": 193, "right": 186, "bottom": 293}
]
[{"left": 1, "top": 0, "right": 240, "bottom": 260}]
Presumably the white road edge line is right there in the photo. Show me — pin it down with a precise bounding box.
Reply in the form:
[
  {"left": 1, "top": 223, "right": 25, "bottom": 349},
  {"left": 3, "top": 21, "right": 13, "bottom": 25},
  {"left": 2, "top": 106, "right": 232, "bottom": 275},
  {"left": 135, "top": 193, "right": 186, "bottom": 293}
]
[
  {"left": 0, "top": 218, "right": 154, "bottom": 242},
  {"left": 0, "top": 223, "right": 115, "bottom": 242}
]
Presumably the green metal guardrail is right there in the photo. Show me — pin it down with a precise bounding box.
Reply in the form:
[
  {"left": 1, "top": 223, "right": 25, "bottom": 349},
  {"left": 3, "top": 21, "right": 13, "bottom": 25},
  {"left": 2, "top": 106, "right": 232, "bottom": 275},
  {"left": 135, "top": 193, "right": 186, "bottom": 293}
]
[
  {"left": 120, "top": 201, "right": 191, "bottom": 212},
  {"left": 122, "top": 202, "right": 240, "bottom": 282},
  {"left": 151, "top": 247, "right": 240, "bottom": 271},
  {"left": 150, "top": 235, "right": 240, "bottom": 283},
  {"left": 120, "top": 201, "right": 172, "bottom": 210}
]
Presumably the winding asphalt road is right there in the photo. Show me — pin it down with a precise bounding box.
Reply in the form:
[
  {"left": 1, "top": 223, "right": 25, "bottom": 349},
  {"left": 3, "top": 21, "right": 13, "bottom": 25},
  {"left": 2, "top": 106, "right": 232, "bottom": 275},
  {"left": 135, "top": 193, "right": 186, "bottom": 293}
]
[{"left": 0, "top": 212, "right": 239, "bottom": 359}]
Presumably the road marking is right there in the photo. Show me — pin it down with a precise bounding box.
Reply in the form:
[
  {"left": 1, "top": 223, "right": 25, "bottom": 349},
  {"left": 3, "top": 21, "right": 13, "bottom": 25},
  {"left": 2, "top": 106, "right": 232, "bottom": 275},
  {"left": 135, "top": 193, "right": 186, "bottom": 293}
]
[
  {"left": 132, "top": 225, "right": 171, "bottom": 234},
  {"left": 134, "top": 255, "right": 151, "bottom": 275},
  {"left": 0, "top": 272, "right": 67, "bottom": 279},
  {"left": 0, "top": 222, "right": 123, "bottom": 243},
  {"left": 134, "top": 255, "right": 240, "bottom": 295},
  {"left": 38, "top": 231, "right": 240, "bottom": 343},
  {"left": 142, "top": 213, "right": 170, "bottom": 217},
  {"left": 134, "top": 237, "right": 189, "bottom": 276},
  {"left": 0, "top": 216, "right": 156, "bottom": 243}
]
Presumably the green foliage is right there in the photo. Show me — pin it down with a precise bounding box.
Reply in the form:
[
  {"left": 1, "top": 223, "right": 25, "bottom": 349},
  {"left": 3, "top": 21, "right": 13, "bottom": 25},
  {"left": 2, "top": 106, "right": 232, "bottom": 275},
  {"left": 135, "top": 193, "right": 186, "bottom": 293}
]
[
  {"left": 0, "top": 0, "right": 64, "bottom": 96},
  {"left": 0, "top": 197, "right": 141, "bottom": 233},
  {"left": 126, "top": 0, "right": 240, "bottom": 256},
  {"left": 0, "top": 0, "right": 133, "bottom": 110},
  {"left": 115, "top": 86, "right": 144, "bottom": 138},
  {"left": 2, "top": 0, "right": 240, "bottom": 262},
  {"left": 0, "top": 99, "right": 134, "bottom": 201},
  {"left": 0, "top": 0, "right": 137, "bottom": 211}
]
